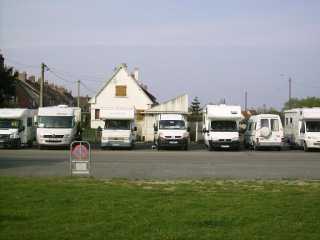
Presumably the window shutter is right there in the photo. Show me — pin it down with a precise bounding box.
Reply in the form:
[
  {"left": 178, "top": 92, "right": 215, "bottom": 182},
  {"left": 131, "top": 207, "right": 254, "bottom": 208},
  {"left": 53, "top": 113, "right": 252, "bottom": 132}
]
[{"left": 115, "top": 85, "right": 127, "bottom": 97}]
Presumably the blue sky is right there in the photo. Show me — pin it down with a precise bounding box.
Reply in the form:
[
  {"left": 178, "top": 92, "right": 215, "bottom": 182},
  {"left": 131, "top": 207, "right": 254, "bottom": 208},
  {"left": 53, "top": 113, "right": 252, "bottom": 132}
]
[{"left": 1, "top": 0, "right": 320, "bottom": 109}]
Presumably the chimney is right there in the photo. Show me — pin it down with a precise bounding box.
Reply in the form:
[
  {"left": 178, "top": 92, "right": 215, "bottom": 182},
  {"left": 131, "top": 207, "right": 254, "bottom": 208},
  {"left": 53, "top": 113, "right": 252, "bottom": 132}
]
[
  {"left": 18, "top": 72, "right": 27, "bottom": 81},
  {"left": 132, "top": 67, "right": 139, "bottom": 81}
]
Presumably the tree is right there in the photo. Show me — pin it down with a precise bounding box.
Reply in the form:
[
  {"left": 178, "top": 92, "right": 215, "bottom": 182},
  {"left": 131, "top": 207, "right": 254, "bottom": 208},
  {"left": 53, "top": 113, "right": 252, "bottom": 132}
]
[
  {"left": 189, "top": 96, "right": 202, "bottom": 122},
  {"left": 0, "top": 62, "right": 17, "bottom": 107},
  {"left": 283, "top": 97, "right": 320, "bottom": 110}
]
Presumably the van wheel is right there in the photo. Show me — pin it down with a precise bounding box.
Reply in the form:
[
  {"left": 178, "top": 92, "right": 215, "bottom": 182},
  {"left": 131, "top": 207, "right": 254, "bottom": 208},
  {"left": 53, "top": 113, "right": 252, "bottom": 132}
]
[
  {"left": 253, "top": 142, "right": 258, "bottom": 151},
  {"left": 303, "top": 142, "right": 309, "bottom": 152},
  {"left": 15, "top": 139, "right": 21, "bottom": 149},
  {"left": 208, "top": 145, "right": 213, "bottom": 151},
  {"left": 183, "top": 144, "right": 188, "bottom": 151}
]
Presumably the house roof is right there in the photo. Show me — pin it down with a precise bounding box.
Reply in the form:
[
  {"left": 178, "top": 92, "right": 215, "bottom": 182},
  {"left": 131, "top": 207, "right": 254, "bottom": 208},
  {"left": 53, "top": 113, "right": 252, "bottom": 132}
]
[{"left": 89, "top": 64, "right": 157, "bottom": 105}]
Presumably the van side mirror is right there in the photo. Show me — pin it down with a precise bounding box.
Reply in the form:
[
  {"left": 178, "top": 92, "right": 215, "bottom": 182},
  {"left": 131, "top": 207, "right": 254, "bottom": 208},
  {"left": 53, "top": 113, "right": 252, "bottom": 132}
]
[
  {"left": 19, "top": 126, "right": 25, "bottom": 132},
  {"left": 154, "top": 126, "right": 158, "bottom": 132},
  {"left": 97, "top": 126, "right": 102, "bottom": 132},
  {"left": 202, "top": 128, "right": 207, "bottom": 133},
  {"left": 133, "top": 126, "right": 137, "bottom": 131},
  {"left": 187, "top": 127, "right": 191, "bottom": 132}
]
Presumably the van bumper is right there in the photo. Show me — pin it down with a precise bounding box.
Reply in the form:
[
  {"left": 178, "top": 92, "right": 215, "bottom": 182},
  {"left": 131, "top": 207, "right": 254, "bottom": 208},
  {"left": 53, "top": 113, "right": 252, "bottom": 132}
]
[
  {"left": 0, "top": 138, "right": 20, "bottom": 148},
  {"left": 101, "top": 141, "right": 132, "bottom": 148},
  {"left": 257, "top": 142, "right": 284, "bottom": 148},
  {"left": 37, "top": 138, "right": 71, "bottom": 147},
  {"left": 158, "top": 138, "right": 188, "bottom": 148},
  {"left": 209, "top": 140, "right": 240, "bottom": 149}
]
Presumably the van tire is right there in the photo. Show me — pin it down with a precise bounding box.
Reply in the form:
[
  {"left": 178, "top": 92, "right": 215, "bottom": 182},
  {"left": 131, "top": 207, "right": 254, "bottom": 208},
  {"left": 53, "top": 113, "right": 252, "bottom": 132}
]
[
  {"left": 253, "top": 142, "right": 258, "bottom": 151},
  {"left": 208, "top": 145, "right": 213, "bottom": 151},
  {"left": 303, "top": 142, "right": 309, "bottom": 152},
  {"left": 183, "top": 144, "right": 188, "bottom": 151},
  {"left": 15, "top": 139, "right": 21, "bottom": 149}
]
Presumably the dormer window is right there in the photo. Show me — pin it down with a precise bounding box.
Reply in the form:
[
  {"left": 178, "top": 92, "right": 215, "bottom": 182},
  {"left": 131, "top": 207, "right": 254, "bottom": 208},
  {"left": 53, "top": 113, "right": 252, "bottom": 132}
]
[{"left": 115, "top": 85, "right": 127, "bottom": 97}]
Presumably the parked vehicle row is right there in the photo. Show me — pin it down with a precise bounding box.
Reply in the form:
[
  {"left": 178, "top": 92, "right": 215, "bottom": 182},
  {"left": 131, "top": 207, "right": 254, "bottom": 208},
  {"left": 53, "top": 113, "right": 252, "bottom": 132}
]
[
  {"left": 0, "top": 105, "right": 319, "bottom": 152},
  {"left": 0, "top": 105, "right": 81, "bottom": 149}
]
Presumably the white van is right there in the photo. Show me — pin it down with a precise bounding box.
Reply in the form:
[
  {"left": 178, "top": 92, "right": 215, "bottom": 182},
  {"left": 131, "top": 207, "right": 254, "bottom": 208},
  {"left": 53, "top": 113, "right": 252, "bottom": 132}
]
[
  {"left": 244, "top": 114, "right": 284, "bottom": 150},
  {"left": 202, "top": 104, "right": 243, "bottom": 151},
  {"left": 100, "top": 107, "right": 137, "bottom": 149},
  {"left": 153, "top": 113, "right": 189, "bottom": 150},
  {"left": 0, "top": 108, "right": 37, "bottom": 148},
  {"left": 37, "top": 105, "right": 81, "bottom": 148},
  {"left": 284, "top": 108, "right": 320, "bottom": 151}
]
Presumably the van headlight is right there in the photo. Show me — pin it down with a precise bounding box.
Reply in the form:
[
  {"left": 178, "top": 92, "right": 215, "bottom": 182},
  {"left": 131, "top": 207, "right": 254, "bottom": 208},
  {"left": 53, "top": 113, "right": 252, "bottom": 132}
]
[
  {"left": 10, "top": 133, "right": 19, "bottom": 139},
  {"left": 232, "top": 137, "right": 239, "bottom": 141},
  {"left": 183, "top": 132, "right": 189, "bottom": 138},
  {"left": 64, "top": 134, "right": 71, "bottom": 139}
]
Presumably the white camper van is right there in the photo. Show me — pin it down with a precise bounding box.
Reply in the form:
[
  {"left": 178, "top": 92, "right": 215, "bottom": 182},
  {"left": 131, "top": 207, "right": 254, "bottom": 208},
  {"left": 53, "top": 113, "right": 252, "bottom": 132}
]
[
  {"left": 202, "top": 104, "right": 243, "bottom": 151},
  {"left": 244, "top": 114, "right": 284, "bottom": 150},
  {"left": 100, "top": 107, "right": 137, "bottom": 149},
  {"left": 0, "top": 108, "right": 37, "bottom": 148},
  {"left": 284, "top": 108, "right": 320, "bottom": 151},
  {"left": 36, "top": 105, "right": 81, "bottom": 148},
  {"left": 153, "top": 114, "right": 189, "bottom": 150}
]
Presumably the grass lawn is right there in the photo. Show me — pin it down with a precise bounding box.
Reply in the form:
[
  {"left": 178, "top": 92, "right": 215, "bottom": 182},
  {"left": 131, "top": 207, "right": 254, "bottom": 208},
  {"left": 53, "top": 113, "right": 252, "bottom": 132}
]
[{"left": 1, "top": 177, "right": 320, "bottom": 240}]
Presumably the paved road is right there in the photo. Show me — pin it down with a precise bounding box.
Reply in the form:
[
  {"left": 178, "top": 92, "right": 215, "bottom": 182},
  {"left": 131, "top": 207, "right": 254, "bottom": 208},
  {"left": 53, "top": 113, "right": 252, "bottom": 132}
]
[{"left": 0, "top": 148, "right": 319, "bottom": 179}]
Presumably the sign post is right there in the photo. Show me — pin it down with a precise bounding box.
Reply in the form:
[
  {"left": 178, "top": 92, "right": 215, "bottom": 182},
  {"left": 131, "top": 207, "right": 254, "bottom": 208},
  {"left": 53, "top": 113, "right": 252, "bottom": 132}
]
[{"left": 70, "top": 141, "right": 91, "bottom": 176}]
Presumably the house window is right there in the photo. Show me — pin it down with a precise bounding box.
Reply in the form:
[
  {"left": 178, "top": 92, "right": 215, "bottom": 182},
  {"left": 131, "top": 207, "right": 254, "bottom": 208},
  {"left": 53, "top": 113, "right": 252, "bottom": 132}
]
[
  {"left": 27, "top": 118, "right": 32, "bottom": 127},
  {"left": 95, "top": 109, "right": 100, "bottom": 120},
  {"left": 115, "top": 85, "right": 127, "bottom": 97}
]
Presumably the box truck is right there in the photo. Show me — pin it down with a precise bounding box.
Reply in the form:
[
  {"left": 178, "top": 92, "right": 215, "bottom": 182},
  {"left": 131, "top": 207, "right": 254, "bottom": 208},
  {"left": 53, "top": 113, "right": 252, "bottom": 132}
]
[
  {"left": 202, "top": 104, "right": 243, "bottom": 151},
  {"left": 153, "top": 113, "right": 189, "bottom": 150},
  {"left": 100, "top": 106, "right": 137, "bottom": 149},
  {"left": 284, "top": 108, "right": 320, "bottom": 151},
  {"left": 244, "top": 114, "right": 284, "bottom": 150},
  {"left": 0, "top": 108, "right": 37, "bottom": 148},
  {"left": 36, "top": 105, "right": 81, "bottom": 148}
]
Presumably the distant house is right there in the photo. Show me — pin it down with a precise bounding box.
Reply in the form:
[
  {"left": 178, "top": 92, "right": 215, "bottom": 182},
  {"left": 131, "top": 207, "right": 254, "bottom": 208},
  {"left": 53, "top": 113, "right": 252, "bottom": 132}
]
[
  {"left": 15, "top": 74, "right": 74, "bottom": 108},
  {"left": 89, "top": 63, "right": 157, "bottom": 139}
]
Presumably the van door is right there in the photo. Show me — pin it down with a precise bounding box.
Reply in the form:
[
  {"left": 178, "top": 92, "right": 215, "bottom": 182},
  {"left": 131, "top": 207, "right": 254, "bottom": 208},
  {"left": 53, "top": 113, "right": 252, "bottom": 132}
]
[
  {"left": 298, "top": 120, "right": 306, "bottom": 146},
  {"left": 270, "top": 118, "right": 281, "bottom": 142}
]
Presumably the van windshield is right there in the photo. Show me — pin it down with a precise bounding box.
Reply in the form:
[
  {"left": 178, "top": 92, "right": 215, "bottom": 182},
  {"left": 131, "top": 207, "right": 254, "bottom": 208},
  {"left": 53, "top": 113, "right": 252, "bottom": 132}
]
[
  {"left": 0, "top": 119, "right": 22, "bottom": 129},
  {"left": 105, "top": 120, "right": 131, "bottom": 130},
  {"left": 159, "top": 120, "right": 185, "bottom": 130},
  {"left": 211, "top": 120, "right": 237, "bottom": 132},
  {"left": 306, "top": 121, "right": 320, "bottom": 132},
  {"left": 38, "top": 116, "right": 73, "bottom": 128}
]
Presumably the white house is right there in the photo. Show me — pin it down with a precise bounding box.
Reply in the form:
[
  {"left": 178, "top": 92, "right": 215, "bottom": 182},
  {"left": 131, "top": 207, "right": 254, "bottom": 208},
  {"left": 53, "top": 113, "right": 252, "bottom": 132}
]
[
  {"left": 89, "top": 63, "right": 157, "bottom": 139},
  {"left": 142, "top": 94, "right": 189, "bottom": 141}
]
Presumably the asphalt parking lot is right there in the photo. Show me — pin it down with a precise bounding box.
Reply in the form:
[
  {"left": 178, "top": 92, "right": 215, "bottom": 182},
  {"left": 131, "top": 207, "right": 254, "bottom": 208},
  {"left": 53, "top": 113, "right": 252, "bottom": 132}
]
[{"left": 0, "top": 143, "right": 319, "bottom": 179}]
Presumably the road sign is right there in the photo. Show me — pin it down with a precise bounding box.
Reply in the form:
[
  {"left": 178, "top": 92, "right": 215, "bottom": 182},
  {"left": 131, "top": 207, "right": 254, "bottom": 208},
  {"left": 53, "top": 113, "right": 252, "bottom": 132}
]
[{"left": 70, "top": 141, "right": 91, "bottom": 176}]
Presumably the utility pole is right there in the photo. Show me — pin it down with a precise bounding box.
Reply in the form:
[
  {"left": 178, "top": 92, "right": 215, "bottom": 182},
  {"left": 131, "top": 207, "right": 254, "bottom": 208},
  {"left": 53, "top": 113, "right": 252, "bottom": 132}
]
[
  {"left": 77, "top": 80, "right": 80, "bottom": 108},
  {"left": 245, "top": 90, "right": 248, "bottom": 111},
  {"left": 288, "top": 77, "right": 292, "bottom": 109},
  {"left": 40, "top": 63, "right": 45, "bottom": 107}
]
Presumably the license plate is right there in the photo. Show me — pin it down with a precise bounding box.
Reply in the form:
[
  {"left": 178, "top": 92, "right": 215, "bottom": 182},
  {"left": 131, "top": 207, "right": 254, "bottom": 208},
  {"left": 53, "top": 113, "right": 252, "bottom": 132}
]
[
  {"left": 112, "top": 143, "right": 120, "bottom": 146},
  {"left": 221, "top": 145, "right": 230, "bottom": 148},
  {"left": 169, "top": 141, "right": 178, "bottom": 144}
]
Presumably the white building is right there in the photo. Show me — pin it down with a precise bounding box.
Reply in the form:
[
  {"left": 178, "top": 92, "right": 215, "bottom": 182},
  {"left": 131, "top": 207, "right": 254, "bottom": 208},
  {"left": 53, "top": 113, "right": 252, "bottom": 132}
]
[{"left": 89, "top": 63, "right": 157, "bottom": 140}]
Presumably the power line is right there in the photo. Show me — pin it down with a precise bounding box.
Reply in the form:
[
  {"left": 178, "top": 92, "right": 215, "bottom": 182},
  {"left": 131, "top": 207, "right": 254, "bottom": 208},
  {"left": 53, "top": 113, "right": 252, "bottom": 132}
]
[
  {"left": 47, "top": 68, "right": 76, "bottom": 84},
  {"left": 80, "top": 81, "right": 96, "bottom": 94}
]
